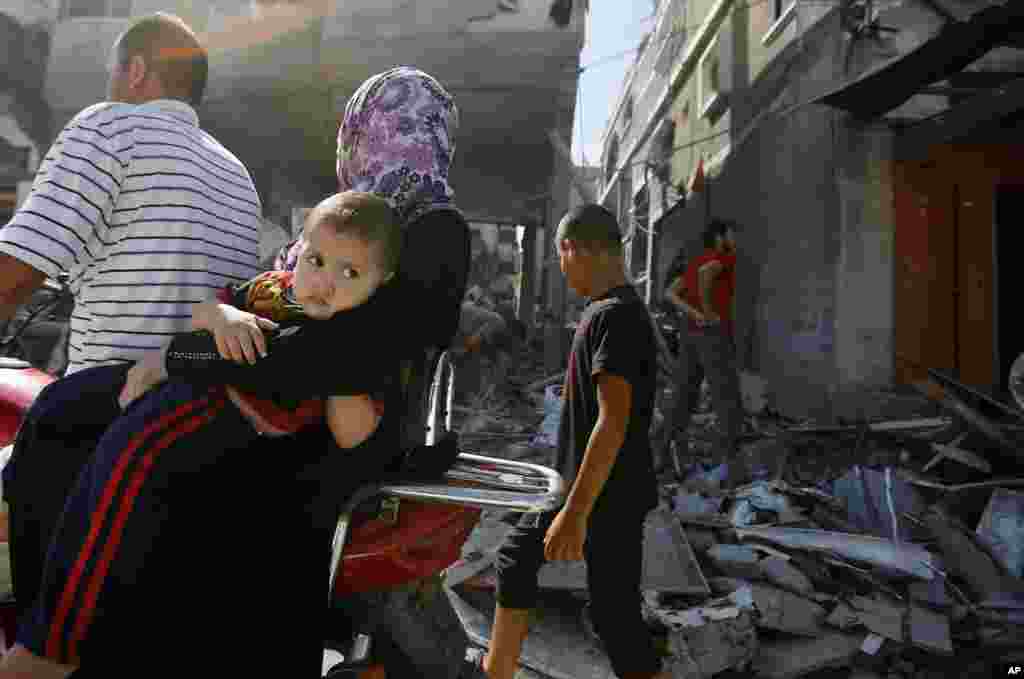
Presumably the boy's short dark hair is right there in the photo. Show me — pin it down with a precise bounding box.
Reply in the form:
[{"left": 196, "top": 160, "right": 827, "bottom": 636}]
[
  {"left": 306, "top": 191, "right": 402, "bottom": 276},
  {"left": 556, "top": 204, "right": 623, "bottom": 255},
  {"left": 116, "top": 13, "right": 208, "bottom": 107},
  {"left": 702, "top": 218, "right": 739, "bottom": 249}
]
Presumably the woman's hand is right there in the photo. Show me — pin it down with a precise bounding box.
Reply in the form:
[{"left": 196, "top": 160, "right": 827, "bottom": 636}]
[
  {"left": 195, "top": 302, "right": 279, "bottom": 364},
  {"left": 119, "top": 348, "right": 169, "bottom": 410}
]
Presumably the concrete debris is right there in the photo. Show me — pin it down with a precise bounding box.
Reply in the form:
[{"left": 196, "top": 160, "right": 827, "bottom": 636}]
[
  {"left": 684, "top": 527, "right": 716, "bottom": 553},
  {"left": 976, "top": 488, "right": 1024, "bottom": 578},
  {"left": 750, "top": 583, "right": 827, "bottom": 637},
  {"left": 908, "top": 579, "right": 953, "bottom": 610},
  {"left": 752, "top": 631, "right": 865, "bottom": 678},
  {"left": 707, "top": 544, "right": 763, "bottom": 580},
  {"left": 661, "top": 610, "right": 759, "bottom": 678},
  {"left": 733, "top": 526, "right": 939, "bottom": 580},
  {"left": 923, "top": 508, "right": 1016, "bottom": 600},
  {"left": 674, "top": 489, "right": 723, "bottom": 516},
  {"left": 832, "top": 466, "right": 927, "bottom": 541},
  {"left": 450, "top": 355, "right": 1024, "bottom": 679},
  {"left": 908, "top": 603, "right": 953, "bottom": 655},
  {"left": 859, "top": 632, "right": 885, "bottom": 656},
  {"left": 825, "top": 594, "right": 905, "bottom": 642},
  {"left": 759, "top": 557, "right": 814, "bottom": 596},
  {"left": 728, "top": 481, "right": 805, "bottom": 526},
  {"left": 923, "top": 435, "right": 992, "bottom": 474}
]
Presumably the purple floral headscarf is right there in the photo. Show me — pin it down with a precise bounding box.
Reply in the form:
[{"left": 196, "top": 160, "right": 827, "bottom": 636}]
[{"left": 276, "top": 66, "right": 460, "bottom": 272}]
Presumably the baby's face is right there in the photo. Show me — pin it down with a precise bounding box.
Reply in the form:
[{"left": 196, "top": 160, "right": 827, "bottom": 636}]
[{"left": 291, "top": 221, "right": 389, "bottom": 320}]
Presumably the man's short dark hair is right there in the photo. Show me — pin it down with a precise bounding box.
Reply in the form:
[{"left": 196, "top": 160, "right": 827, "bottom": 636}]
[
  {"left": 702, "top": 218, "right": 738, "bottom": 249},
  {"left": 556, "top": 204, "right": 623, "bottom": 255},
  {"left": 117, "top": 13, "right": 208, "bottom": 107}
]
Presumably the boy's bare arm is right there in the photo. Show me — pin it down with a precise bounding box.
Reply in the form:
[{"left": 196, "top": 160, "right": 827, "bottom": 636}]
[
  {"left": 562, "top": 373, "right": 632, "bottom": 520},
  {"left": 698, "top": 260, "right": 724, "bottom": 320},
  {"left": 326, "top": 395, "right": 380, "bottom": 449},
  {"left": 665, "top": 280, "right": 704, "bottom": 321}
]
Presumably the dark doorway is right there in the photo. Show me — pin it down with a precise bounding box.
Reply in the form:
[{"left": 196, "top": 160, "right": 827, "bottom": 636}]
[{"left": 995, "top": 185, "right": 1024, "bottom": 393}]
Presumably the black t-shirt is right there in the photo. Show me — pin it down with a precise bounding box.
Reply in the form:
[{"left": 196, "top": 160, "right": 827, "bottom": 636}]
[
  {"left": 164, "top": 209, "right": 471, "bottom": 399},
  {"left": 554, "top": 285, "right": 659, "bottom": 517}
]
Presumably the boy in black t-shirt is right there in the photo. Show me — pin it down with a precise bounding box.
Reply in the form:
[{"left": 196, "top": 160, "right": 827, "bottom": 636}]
[{"left": 472, "top": 205, "right": 666, "bottom": 679}]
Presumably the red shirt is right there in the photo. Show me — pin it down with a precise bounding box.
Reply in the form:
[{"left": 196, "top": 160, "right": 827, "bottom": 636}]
[{"left": 673, "top": 250, "right": 736, "bottom": 336}]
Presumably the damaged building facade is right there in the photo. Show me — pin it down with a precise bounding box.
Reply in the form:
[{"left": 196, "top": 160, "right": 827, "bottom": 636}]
[
  {"left": 599, "top": 0, "right": 1024, "bottom": 422},
  {"left": 4, "top": 0, "right": 587, "bottom": 332},
  {"left": 0, "top": 2, "right": 55, "bottom": 225}
]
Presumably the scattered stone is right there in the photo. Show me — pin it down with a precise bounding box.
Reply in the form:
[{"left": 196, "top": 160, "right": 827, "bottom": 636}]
[
  {"left": 908, "top": 579, "right": 952, "bottom": 610},
  {"left": 750, "top": 583, "right": 827, "bottom": 637},
  {"left": 908, "top": 605, "right": 953, "bottom": 655},
  {"left": 975, "top": 488, "right": 1024, "bottom": 578},
  {"left": 706, "top": 577, "right": 750, "bottom": 596},
  {"left": 707, "top": 544, "right": 762, "bottom": 580},
  {"left": 760, "top": 556, "right": 814, "bottom": 596},
  {"left": 663, "top": 610, "right": 758, "bottom": 678},
  {"left": 924, "top": 509, "right": 1014, "bottom": 600},
  {"left": 684, "top": 527, "right": 716, "bottom": 553},
  {"left": 826, "top": 594, "right": 905, "bottom": 643}
]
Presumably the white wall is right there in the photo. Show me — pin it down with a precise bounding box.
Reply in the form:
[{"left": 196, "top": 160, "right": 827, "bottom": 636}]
[{"left": 2, "top": 0, "right": 59, "bottom": 26}]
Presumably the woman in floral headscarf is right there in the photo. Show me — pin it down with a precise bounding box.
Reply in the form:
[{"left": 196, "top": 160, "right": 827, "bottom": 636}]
[{"left": 278, "top": 66, "right": 470, "bottom": 353}]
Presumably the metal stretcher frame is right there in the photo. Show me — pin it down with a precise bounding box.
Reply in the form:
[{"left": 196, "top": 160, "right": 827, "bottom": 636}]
[{"left": 328, "top": 350, "right": 565, "bottom": 598}]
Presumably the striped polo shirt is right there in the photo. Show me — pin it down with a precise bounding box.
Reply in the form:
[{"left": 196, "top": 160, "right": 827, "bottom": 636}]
[{"left": 0, "top": 99, "right": 262, "bottom": 373}]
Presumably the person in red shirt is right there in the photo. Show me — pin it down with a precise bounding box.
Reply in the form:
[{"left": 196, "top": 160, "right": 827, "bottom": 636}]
[{"left": 664, "top": 218, "right": 744, "bottom": 486}]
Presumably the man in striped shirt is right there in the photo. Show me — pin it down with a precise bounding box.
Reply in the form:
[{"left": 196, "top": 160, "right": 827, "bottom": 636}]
[
  {"left": 0, "top": 13, "right": 261, "bottom": 370},
  {"left": 0, "top": 14, "right": 260, "bottom": 676}
]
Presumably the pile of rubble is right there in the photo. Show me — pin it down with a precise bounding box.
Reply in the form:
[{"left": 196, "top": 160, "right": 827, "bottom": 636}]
[
  {"left": 661, "top": 468, "right": 1023, "bottom": 678},
  {"left": 447, "top": 362, "right": 1024, "bottom": 679},
  {"left": 645, "top": 366, "right": 1024, "bottom": 678}
]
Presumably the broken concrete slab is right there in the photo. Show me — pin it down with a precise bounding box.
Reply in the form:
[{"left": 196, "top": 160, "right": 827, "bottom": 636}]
[
  {"left": 734, "top": 526, "right": 938, "bottom": 580},
  {"left": 832, "top": 466, "right": 927, "bottom": 541},
  {"left": 731, "top": 482, "right": 806, "bottom": 525},
  {"left": 924, "top": 509, "right": 1013, "bottom": 599},
  {"left": 753, "top": 631, "right": 865, "bottom": 678},
  {"left": 674, "top": 489, "right": 723, "bottom": 516},
  {"left": 665, "top": 610, "right": 758, "bottom": 678},
  {"left": 652, "top": 590, "right": 759, "bottom": 678},
  {"left": 760, "top": 557, "right": 814, "bottom": 596},
  {"left": 909, "top": 603, "right": 953, "bottom": 655},
  {"left": 708, "top": 544, "right": 763, "bottom": 580},
  {"left": 706, "top": 577, "right": 751, "bottom": 597},
  {"left": 976, "top": 488, "right": 1024, "bottom": 578},
  {"left": 978, "top": 591, "right": 1024, "bottom": 625},
  {"left": 908, "top": 579, "right": 953, "bottom": 610},
  {"left": 684, "top": 527, "right": 716, "bottom": 553},
  {"left": 750, "top": 583, "right": 827, "bottom": 637},
  {"left": 825, "top": 594, "right": 905, "bottom": 643}
]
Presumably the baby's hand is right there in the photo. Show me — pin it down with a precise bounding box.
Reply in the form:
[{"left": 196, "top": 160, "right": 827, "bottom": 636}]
[{"left": 203, "top": 303, "right": 279, "bottom": 364}]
